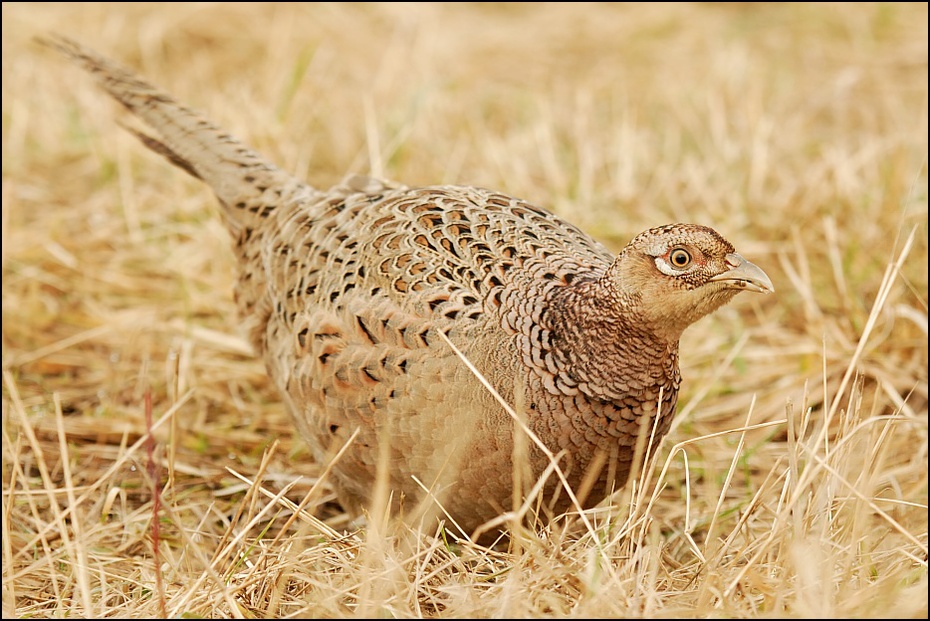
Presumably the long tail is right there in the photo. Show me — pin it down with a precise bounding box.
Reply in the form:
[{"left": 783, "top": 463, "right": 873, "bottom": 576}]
[{"left": 42, "top": 35, "right": 309, "bottom": 234}]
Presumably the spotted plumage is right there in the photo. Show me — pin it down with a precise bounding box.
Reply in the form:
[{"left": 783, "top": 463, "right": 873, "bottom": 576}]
[{"left": 48, "top": 36, "right": 774, "bottom": 538}]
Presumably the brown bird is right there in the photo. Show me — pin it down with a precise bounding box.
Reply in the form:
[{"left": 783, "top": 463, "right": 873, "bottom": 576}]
[{"left": 47, "top": 36, "right": 773, "bottom": 540}]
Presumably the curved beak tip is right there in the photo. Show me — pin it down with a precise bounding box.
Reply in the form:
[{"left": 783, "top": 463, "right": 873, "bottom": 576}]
[{"left": 710, "top": 253, "right": 774, "bottom": 295}]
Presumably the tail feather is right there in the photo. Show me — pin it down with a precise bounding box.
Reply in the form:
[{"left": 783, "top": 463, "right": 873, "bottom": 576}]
[{"left": 42, "top": 35, "right": 308, "bottom": 233}]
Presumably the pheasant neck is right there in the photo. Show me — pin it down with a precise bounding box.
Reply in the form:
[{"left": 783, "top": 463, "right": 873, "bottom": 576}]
[{"left": 542, "top": 278, "right": 680, "bottom": 402}]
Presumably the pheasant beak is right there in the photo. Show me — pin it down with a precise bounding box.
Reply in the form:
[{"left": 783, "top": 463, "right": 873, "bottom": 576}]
[{"left": 708, "top": 253, "right": 774, "bottom": 294}]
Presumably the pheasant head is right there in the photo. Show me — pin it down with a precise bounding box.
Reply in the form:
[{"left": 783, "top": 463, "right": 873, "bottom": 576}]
[{"left": 606, "top": 224, "right": 774, "bottom": 343}]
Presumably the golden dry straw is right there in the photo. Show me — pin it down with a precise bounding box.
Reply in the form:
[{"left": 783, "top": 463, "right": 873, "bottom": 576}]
[{"left": 3, "top": 3, "right": 927, "bottom": 618}]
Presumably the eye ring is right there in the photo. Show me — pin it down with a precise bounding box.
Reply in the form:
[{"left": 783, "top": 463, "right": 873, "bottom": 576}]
[{"left": 669, "top": 247, "right": 692, "bottom": 268}]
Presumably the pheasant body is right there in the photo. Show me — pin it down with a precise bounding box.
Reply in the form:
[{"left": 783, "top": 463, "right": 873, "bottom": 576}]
[{"left": 50, "top": 38, "right": 774, "bottom": 537}]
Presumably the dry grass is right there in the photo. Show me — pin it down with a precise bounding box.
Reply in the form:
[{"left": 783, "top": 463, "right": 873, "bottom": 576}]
[{"left": 2, "top": 2, "right": 927, "bottom": 618}]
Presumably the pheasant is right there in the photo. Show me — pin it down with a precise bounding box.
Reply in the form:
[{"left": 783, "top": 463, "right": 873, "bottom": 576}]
[{"left": 47, "top": 37, "right": 774, "bottom": 540}]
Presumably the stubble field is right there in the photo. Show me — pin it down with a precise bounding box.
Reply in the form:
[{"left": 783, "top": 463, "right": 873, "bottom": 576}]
[{"left": 2, "top": 3, "right": 927, "bottom": 617}]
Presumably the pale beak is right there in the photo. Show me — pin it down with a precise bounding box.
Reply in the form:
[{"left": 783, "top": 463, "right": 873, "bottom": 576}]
[{"left": 708, "top": 253, "right": 774, "bottom": 294}]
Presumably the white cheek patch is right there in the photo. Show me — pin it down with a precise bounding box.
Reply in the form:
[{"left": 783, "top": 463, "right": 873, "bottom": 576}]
[{"left": 654, "top": 257, "right": 681, "bottom": 277}]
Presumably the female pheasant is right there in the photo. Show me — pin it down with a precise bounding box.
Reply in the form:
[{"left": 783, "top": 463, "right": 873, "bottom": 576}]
[{"left": 47, "top": 36, "right": 773, "bottom": 540}]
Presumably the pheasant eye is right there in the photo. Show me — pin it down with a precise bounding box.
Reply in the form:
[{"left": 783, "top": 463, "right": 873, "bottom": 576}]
[{"left": 669, "top": 248, "right": 692, "bottom": 268}]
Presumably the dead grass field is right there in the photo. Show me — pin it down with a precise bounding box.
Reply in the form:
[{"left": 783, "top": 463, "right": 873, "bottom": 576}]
[{"left": 2, "top": 2, "right": 927, "bottom": 618}]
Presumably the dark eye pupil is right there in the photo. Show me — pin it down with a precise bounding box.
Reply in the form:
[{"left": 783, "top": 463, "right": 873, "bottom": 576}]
[{"left": 673, "top": 251, "right": 688, "bottom": 265}]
